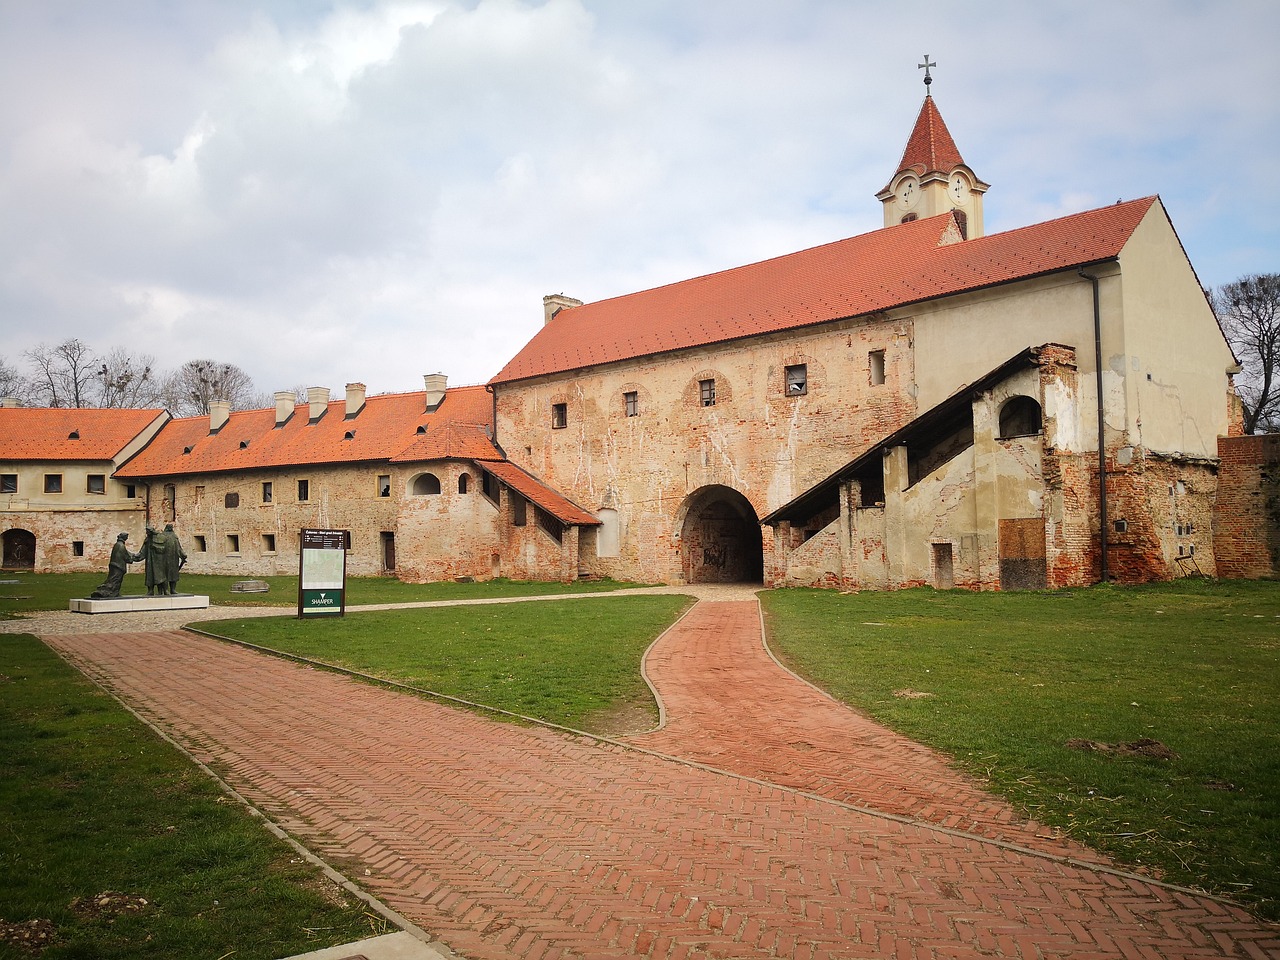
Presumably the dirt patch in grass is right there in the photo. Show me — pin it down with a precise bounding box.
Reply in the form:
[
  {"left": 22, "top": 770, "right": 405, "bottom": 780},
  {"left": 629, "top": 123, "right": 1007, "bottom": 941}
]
[
  {"left": 0, "top": 918, "right": 56, "bottom": 954},
  {"left": 586, "top": 699, "right": 659, "bottom": 737},
  {"left": 893, "top": 688, "right": 933, "bottom": 700},
  {"left": 1064, "top": 738, "right": 1180, "bottom": 760},
  {"left": 68, "top": 891, "right": 152, "bottom": 920}
]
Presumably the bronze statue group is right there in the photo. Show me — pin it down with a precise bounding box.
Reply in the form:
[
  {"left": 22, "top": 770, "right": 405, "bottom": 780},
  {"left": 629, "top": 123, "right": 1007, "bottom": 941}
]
[{"left": 89, "top": 524, "right": 187, "bottom": 600}]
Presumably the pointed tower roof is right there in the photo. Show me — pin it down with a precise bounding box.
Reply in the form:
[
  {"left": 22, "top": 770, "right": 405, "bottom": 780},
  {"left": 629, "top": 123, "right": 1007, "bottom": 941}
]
[{"left": 893, "top": 94, "right": 966, "bottom": 180}]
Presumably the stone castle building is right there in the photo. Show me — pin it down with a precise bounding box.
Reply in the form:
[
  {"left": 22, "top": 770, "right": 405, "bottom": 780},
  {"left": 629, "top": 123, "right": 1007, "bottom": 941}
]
[{"left": 5, "top": 91, "right": 1271, "bottom": 587}]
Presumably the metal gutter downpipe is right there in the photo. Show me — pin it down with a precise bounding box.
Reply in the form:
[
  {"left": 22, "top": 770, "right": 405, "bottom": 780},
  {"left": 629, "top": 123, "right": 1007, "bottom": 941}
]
[{"left": 1078, "top": 267, "right": 1108, "bottom": 583}]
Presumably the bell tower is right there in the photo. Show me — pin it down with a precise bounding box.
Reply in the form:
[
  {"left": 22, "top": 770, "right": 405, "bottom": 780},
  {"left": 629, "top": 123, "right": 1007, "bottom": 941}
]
[{"left": 876, "top": 57, "right": 989, "bottom": 237}]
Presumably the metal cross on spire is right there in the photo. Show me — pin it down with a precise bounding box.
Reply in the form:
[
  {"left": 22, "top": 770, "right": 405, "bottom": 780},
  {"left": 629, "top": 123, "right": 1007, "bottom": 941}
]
[{"left": 918, "top": 55, "right": 936, "bottom": 90}]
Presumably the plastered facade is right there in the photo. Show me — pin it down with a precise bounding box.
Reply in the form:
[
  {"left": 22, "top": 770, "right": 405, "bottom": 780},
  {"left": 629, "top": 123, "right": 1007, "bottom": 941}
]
[{"left": 1, "top": 465, "right": 147, "bottom": 572}]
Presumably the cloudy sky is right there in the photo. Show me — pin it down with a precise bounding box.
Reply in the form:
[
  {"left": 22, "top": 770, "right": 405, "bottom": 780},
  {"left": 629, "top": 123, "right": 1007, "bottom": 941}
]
[{"left": 1, "top": 0, "right": 1277, "bottom": 402}]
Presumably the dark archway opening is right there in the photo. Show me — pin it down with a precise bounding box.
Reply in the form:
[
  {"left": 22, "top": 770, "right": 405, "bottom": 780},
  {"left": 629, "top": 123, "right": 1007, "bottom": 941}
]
[
  {"left": 679, "top": 485, "right": 764, "bottom": 584},
  {"left": 2, "top": 529, "right": 36, "bottom": 569}
]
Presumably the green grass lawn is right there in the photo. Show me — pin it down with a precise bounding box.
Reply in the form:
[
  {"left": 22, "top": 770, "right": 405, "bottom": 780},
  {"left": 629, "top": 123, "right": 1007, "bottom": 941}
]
[
  {"left": 760, "top": 579, "right": 1280, "bottom": 919},
  {"left": 0, "top": 634, "right": 381, "bottom": 960},
  {"left": 0, "top": 571, "right": 645, "bottom": 617},
  {"left": 205, "top": 594, "right": 692, "bottom": 733}
]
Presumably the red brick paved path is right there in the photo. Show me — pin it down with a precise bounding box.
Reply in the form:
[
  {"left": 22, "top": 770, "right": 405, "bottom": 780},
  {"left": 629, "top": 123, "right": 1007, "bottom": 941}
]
[
  {"left": 628, "top": 601, "right": 1104, "bottom": 863},
  {"left": 44, "top": 622, "right": 1280, "bottom": 960}
]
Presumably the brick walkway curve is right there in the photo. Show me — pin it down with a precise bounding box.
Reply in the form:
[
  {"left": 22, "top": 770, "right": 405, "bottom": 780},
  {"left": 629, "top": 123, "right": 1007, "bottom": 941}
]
[
  {"left": 627, "top": 600, "right": 1104, "bottom": 863},
  {"left": 43, "top": 621, "right": 1280, "bottom": 960}
]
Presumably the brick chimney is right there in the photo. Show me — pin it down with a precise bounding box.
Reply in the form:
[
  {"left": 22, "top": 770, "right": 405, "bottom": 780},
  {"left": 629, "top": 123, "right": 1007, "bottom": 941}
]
[
  {"left": 543, "top": 293, "right": 583, "bottom": 326},
  {"left": 345, "top": 382, "right": 367, "bottom": 418},
  {"left": 209, "top": 399, "right": 231, "bottom": 433},
  {"left": 274, "top": 391, "right": 295, "bottom": 426},
  {"left": 424, "top": 373, "right": 447, "bottom": 411},
  {"left": 307, "top": 386, "right": 330, "bottom": 422}
]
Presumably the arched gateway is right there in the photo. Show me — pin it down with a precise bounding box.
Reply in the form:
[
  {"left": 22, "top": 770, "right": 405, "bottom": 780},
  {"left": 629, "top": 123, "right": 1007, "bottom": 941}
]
[
  {"left": 2, "top": 529, "right": 36, "bottom": 569},
  {"left": 678, "top": 485, "right": 764, "bottom": 584}
]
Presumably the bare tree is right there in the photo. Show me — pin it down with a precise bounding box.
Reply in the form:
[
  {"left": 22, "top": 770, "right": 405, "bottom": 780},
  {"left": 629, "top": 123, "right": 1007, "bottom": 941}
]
[
  {"left": 26, "top": 339, "right": 99, "bottom": 408},
  {"left": 1214, "top": 273, "right": 1280, "bottom": 434},
  {"left": 160, "top": 359, "right": 265, "bottom": 417},
  {"left": 95, "top": 347, "right": 161, "bottom": 408},
  {"left": 0, "top": 356, "right": 36, "bottom": 405}
]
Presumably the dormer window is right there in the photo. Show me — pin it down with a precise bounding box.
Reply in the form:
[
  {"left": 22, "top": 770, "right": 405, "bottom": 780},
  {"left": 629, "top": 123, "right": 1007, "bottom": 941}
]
[
  {"left": 344, "top": 430, "right": 355, "bottom": 440},
  {"left": 239, "top": 440, "right": 250, "bottom": 449},
  {"left": 416, "top": 425, "right": 427, "bottom": 435},
  {"left": 68, "top": 430, "right": 80, "bottom": 440}
]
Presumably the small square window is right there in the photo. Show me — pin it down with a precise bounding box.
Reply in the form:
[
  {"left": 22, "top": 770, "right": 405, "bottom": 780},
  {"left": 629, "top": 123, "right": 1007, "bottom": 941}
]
[
  {"left": 1113, "top": 518, "right": 1128, "bottom": 534},
  {"left": 125, "top": 484, "right": 136, "bottom": 499},
  {"left": 785, "top": 364, "right": 807, "bottom": 396},
  {"left": 225, "top": 492, "right": 240, "bottom": 509},
  {"left": 869, "top": 350, "right": 886, "bottom": 386},
  {"left": 262, "top": 533, "right": 276, "bottom": 553},
  {"left": 552, "top": 403, "right": 567, "bottom": 429},
  {"left": 699, "top": 379, "right": 716, "bottom": 407},
  {"left": 297, "top": 479, "right": 309, "bottom": 501},
  {"left": 1, "top": 474, "right": 16, "bottom": 494},
  {"left": 72, "top": 541, "right": 84, "bottom": 557},
  {"left": 87, "top": 474, "right": 106, "bottom": 495},
  {"left": 194, "top": 535, "right": 207, "bottom": 552},
  {"left": 378, "top": 475, "right": 391, "bottom": 497},
  {"left": 227, "top": 534, "right": 240, "bottom": 554},
  {"left": 44, "top": 474, "right": 62, "bottom": 494},
  {"left": 262, "top": 481, "right": 273, "bottom": 503},
  {"left": 624, "top": 391, "right": 639, "bottom": 417}
]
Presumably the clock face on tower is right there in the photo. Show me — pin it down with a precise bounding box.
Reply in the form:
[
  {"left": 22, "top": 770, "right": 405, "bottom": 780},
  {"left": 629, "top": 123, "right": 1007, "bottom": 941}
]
[
  {"left": 949, "top": 172, "right": 970, "bottom": 204},
  {"left": 896, "top": 176, "right": 919, "bottom": 210}
]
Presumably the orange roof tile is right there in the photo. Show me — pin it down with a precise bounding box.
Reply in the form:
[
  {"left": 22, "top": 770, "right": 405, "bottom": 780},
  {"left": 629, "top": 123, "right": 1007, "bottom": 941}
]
[
  {"left": 894, "top": 94, "right": 965, "bottom": 180},
  {"left": 491, "top": 197, "right": 1158, "bottom": 385},
  {"left": 0, "top": 407, "right": 167, "bottom": 461},
  {"left": 116, "top": 385, "right": 496, "bottom": 479},
  {"left": 480, "top": 461, "right": 600, "bottom": 526}
]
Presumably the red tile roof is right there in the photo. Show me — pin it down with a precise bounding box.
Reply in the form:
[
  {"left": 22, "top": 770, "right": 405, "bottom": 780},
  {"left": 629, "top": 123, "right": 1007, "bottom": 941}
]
[
  {"left": 0, "top": 407, "right": 167, "bottom": 461},
  {"left": 116, "top": 385, "right": 497, "bottom": 479},
  {"left": 893, "top": 94, "right": 965, "bottom": 181},
  {"left": 490, "top": 197, "right": 1159, "bottom": 385},
  {"left": 480, "top": 461, "right": 600, "bottom": 526}
]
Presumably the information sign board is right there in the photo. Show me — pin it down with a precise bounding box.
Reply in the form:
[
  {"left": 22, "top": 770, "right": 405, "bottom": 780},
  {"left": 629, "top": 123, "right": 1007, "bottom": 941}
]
[{"left": 298, "top": 528, "right": 349, "bottom": 617}]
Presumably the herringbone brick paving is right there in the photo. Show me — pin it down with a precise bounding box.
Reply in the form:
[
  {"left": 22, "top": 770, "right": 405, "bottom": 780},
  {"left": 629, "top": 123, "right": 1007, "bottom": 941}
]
[
  {"left": 628, "top": 601, "right": 1105, "bottom": 862},
  {"left": 43, "top": 614, "right": 1280, "bottom": 960}
]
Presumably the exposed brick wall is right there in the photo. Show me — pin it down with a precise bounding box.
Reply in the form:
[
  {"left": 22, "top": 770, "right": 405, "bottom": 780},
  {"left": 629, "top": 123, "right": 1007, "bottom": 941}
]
[
  {"left": 149, "top": 460, "right": 581, "bottom": 584},
  {"left": 495, "top": 317, "right": 918, "bottom": 584},
  {"left": 1, "top": 506, "right": 147, "bottom": 574},
  {"left": 1213, "top": 434, "right": 1280, "bottom": 579}
]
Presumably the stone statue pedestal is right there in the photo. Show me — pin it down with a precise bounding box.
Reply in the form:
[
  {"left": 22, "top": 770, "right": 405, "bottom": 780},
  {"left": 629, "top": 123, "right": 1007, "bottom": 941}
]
[{"left": 70, "top": 594, "right": 211, "bottom": 615}]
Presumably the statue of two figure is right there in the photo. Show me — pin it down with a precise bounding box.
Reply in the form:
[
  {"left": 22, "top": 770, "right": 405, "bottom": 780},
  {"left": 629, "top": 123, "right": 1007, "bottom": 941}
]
[{"left": 88, "top": 525, "right": 187, "bottom": 600}]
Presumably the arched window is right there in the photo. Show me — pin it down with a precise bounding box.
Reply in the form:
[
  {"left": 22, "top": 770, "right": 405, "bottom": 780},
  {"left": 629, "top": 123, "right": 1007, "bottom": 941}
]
[
  {"left": 998, "top": 396, "right": 1043, "bottom": 439},
  {"left": 412, "top": 473, "right": 441, "bottom": 496},
  {"left": 458, "top": 473, "right": 470, "bottom": 494}
]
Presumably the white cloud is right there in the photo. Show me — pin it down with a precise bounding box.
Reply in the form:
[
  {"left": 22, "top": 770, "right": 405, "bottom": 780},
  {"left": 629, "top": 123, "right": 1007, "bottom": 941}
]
[{"left": 0, "top": 0, "right": 1276, "bottom": 401}]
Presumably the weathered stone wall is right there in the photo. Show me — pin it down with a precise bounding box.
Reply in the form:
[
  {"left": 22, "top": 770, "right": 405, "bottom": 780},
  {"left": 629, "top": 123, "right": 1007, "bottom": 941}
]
[
  {"left": 156, "top": 463, "right": 402, "bottom": 578},
  {"left": 1213, "top": 434, "right": 1280, "bottom": 579},
  {"left": 394, "top": 464, "right": 505, "bottom": 582},
  {"left": 495, "top": 317, "right": 917, "bottom": 583}
]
